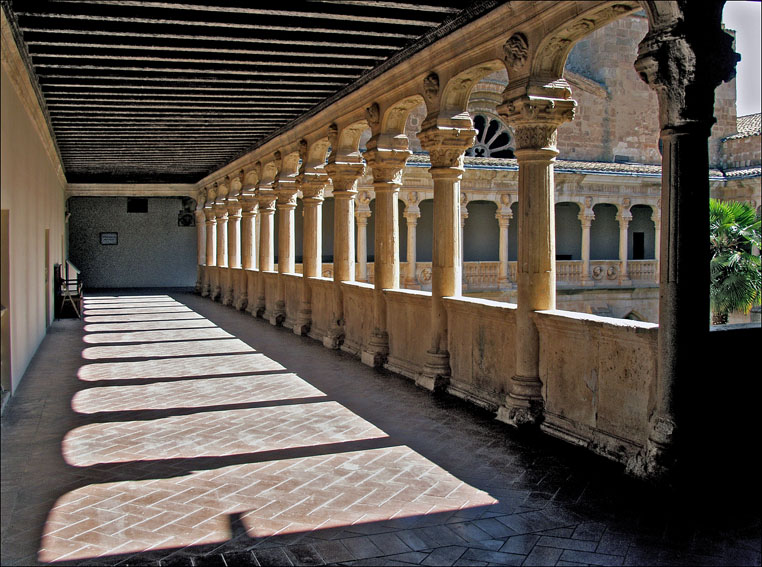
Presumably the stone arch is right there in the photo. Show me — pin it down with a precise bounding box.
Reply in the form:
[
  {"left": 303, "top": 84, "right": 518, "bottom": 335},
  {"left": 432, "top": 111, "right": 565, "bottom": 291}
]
[
  {"left": 331, "top": 121, "right": 368, "bottom": 160},
  {"left": 555, "top": 201, "right": 582, "bottom": 260},
  {"left": 531, "top": 2, "right": 641, "bottom": 82},
  {"left": 437, "top": 61, "right": 505, "bottom": 121}
]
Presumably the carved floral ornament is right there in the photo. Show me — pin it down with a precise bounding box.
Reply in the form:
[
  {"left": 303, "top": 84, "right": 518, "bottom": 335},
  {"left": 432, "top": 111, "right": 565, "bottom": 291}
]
[
  {"left": 502, "top": 32, "right": 528, "bottom": 71},
  {"left": 365, "top": 102, "right": 380, "bottom": 128},
  {"left": 423, "top": 72, "right": 439, "bottom": 103}
]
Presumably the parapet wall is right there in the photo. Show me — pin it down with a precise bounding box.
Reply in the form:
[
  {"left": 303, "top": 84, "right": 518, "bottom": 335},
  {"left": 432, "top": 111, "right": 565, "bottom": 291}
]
[{"left": 198, "top": 265, "right": 663, "bottom": 476}]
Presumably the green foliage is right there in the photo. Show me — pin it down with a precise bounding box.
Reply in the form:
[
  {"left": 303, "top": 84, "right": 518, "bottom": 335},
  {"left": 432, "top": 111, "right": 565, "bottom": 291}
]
[{"left": 709, "top": 199, "right": 761, "bottom": 324}]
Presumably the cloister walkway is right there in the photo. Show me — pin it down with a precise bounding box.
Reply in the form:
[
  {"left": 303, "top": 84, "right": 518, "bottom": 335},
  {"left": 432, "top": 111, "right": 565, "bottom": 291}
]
[{"left": 1, "top": 291, "right": 759, "bottom": 567}]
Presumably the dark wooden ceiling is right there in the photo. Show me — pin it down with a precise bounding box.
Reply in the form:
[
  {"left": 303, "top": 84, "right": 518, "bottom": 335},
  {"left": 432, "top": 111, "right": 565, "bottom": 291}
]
[{"left": 4, "top": 1, "right": 500, "bottom": 184}]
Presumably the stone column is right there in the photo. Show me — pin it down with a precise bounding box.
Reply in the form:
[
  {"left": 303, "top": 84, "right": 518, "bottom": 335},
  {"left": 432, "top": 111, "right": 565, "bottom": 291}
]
[
  {"left": 295, "top": 178, "right": 326, "bottom": 335},
  {"left": 634, "top": 13, "right": 738, "bottom": 478},
  {"left": 417, "top": 125, "right": 475, "bottom": 390},
  {"left": 324, "top": 160, "right": 365, "bottom": 348},
  {"left": 579, "top": 200, "right": 595, "bottom": 287},
  {"left": 355, "top": 198, "right": 372, "bottom": 282},
  {"left": 361, "top": 140, "right": 410, "bottom": 367},
  {"left": 496, "top": 93, "right": 576, "bottom": 427},
  {"left": 403, "top": 206, "right": 420, "bottom": 289},
  {"left": 617, "top": 201, "right": 632, "bottom": 286},
  {"left": 496, "top": 208, "right": 512, "bottom": 289},
  {"left": 223, "top": 199, "right": 242, "bottom": 306},
  {"left": 272, "top": 180, "right": 298, "bottom": 326},
  {"left": 460, "top": 195, "right": 468, "bottom": 287},
  {"left": 213, "top": 204, "right": 228, "bottom": 301},
  {"left": 255, "top": 190, "right": 276, "bottom": 316},
  {"left": 241, "top": 199, "right": 257, "bottom": 270},
  {"left": 202, "top": 207, "right": 216, "bottom": 297},
  {"left": 195, "top": 209, "right": 206, "bottom": 294},
  {"left": 652, "top": 205, "right": 661, "bottom": 282}
]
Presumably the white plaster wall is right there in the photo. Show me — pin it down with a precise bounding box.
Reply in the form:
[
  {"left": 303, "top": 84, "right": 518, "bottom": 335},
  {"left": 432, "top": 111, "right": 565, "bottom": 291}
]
[
  {"left": 1, "top": 65, "right": 66, "bottom": 392},
  {"left": 67, "top": 197, "right": 196, "bottom": 288}
]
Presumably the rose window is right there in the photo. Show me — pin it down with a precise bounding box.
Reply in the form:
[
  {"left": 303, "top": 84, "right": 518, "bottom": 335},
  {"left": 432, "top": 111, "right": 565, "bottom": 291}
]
[{"left": 466, "top": 114, "right": 515, "bottom": 158}]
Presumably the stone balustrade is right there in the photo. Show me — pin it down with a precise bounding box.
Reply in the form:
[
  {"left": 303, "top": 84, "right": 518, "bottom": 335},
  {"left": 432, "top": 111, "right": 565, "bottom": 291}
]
[{"left": 197, "top": 262, "right": 663, "bottom": 472}]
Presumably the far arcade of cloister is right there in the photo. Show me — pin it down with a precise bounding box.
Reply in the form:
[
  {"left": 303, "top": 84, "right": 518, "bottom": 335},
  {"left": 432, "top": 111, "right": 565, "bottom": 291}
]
[{"left": 191, "top": 0, "right": 739, "bottom": 481}]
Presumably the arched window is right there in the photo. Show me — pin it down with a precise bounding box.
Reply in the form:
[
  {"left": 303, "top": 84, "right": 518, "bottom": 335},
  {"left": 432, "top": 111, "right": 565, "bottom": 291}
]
[{"left": 466, "top": 114, "right": 515, "bottom": 158}]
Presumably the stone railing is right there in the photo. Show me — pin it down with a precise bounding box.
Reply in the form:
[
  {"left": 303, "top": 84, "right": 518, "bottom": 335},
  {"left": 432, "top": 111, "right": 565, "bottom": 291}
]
[
  {"left": 628, "top": 260, "right": 658, "bottom": 283},
  {"left": 557, "top": 260, "right": 583, "bottom": 284},
  {"left": 208, "top": 259, "right": 658, "bottom": 300},
  {"left": 198, "top": 263, "right": 662, "bottom": 475}
]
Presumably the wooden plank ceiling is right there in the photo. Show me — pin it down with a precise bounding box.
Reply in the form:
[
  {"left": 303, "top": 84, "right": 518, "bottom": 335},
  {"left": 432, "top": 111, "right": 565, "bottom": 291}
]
[{"left": 5, "top": 1, "right": 498, "bottom": 183}]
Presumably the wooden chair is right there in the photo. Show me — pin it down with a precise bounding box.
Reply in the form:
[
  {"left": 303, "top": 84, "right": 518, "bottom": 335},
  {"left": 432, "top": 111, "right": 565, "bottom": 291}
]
[{"left": 59, "top": 261, "right": 83, "bottom": 318}]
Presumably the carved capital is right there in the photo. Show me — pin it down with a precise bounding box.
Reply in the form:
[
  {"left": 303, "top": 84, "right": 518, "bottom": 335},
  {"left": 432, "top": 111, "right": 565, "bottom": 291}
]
[
  {"left": 418, "top": 125, "right": 476, "bottom": 170},
  {"left": 498, "top": 95, "right": 576, "bottom": 151},
  {"left": 301, "top": 178, "right": 327, "bottom": 204},
  {"left": 325, "top": 161, "right": 365, "bottom": 195},
  {"left": 363, "top": 147, "right": 410, "bottom": 187},
  {"left": 635, "top": 15, "right": 738, "bottom": 131},
  {"left": 213, "top": 203, "right": 229, "bottom": 220},
  {"left": 256, "top": 190, "right": 277, "bottom": 213}
]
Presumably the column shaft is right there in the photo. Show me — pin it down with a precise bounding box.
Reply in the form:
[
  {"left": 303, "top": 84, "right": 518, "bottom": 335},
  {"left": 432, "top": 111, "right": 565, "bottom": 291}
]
[{"left": 497, "top": 94, "right": 576, "bottom": 426}]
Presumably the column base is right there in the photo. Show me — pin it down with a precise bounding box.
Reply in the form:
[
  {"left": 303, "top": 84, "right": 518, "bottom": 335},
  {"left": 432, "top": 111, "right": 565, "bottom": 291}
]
[
  {"left": 201, "top": 283, "right": 211, "bottom": 297},
  {"left": 634, "top": 415, "right": 677, "bottom": 482},
  {"left": 361, "top": 331, "right": 388, "bottom": 368},
  {"left": 222, "top": 289, "right": 234, "bottom": 306},
  {"left": 416, "top": 350, "right": 451, "bottom": 392},
  {"left": 496, "top": 375, "right": 545, "bottom": 428},
  {"left": 235, "top": 293, "right": 248, "bottom": 312},
  {"left": 402, "top": 278, "right": 421, "bottom": 290},
  {"left": 293, "top": 309, "right": 311, "bottom": 336},
  {"left": 619, "top": 278, "right": 633, "bottom": 287},
  {"left": 270, "top": 301, "right": 286, "bottom": 326},
  {"left": 211, "top": 285, "right": 221, "bottom": 302},
  {"left": 254, "top": 297, "right": 266, "bottom": 318},
  {"left": 580, "top": 277, "right": 595, "bottom": 287},
  {"left": 323, "top": 325, "right": 344, "bottom": 349},
  {"left": 496, "top": 399, "right": 544, "bottom": 428}
]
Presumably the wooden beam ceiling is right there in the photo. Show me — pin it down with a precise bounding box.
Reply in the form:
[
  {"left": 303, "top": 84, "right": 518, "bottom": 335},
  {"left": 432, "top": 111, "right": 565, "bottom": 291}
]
[{"left": 4, "top": 1, "right": 499, "bottom": 183}]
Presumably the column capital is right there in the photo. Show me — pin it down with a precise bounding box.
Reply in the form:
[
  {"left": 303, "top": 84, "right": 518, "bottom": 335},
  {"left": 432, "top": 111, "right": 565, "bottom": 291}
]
[
  {"left": 274, "top": 182, "right": 298, "bottom": 210},
  {"left": 203, "top": 207, "right": 217, "bottom": 222},
  {"left": 403, "top": 209, "right": 420, "bottom": 222},
  {"left": 418, "top": 125, "right": 476, "bottom": 171},
  {"left": 213, "top": 203, "right": 229, "bottom": 220},
  {"left": 355, "top": 210, "right": 372, "bottom": 224},
  {"left": 363, "top": 146, "right": 410, "bottom": 189},
  {"left": 325, "top": 161, "right": 366, "bottom": 196},
  {"left": 495, "top": 212, "right": 513, "bottom": 227},
  {"left": 226, "top": 199, "right": 242, "bottom": 217},
  {"left": 497, "top": 94, "right": 576, "bottom": 152},
  {"left": 301, "top": 176, "right": 328, "bottom": 205},
  {"left": 256, "top": 190, "right": 277, "bottom": 213},
  {"left": 241, "top": 197, "right": 258, "bottom": 216},
  {"left": 635, "top": 13, "right": 738, "bottom": 132}
]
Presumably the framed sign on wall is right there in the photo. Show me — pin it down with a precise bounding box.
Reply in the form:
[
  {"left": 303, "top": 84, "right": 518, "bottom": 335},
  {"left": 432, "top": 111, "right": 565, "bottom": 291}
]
[{"left": 100, "top": 232, "right": 118, "bottom": 245}]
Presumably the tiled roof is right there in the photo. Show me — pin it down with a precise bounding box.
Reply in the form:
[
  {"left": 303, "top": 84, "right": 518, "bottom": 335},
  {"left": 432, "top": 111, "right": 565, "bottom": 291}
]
[{"left": 724, "top": 113, "right": 761, "bottom": 140}]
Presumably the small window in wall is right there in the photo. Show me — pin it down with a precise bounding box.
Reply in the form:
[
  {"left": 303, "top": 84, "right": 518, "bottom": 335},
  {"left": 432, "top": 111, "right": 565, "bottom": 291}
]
[
  {"left": 127, "top": 198, "right": 148, "bottom": 213},
  {"left": 633, "top": 232, "right": 645, "bottom": 260}
]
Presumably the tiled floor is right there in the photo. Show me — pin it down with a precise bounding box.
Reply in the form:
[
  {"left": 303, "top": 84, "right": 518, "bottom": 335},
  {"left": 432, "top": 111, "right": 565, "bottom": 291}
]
[{"left": 1, "top": 291, "right": 760, "bottom": 566}]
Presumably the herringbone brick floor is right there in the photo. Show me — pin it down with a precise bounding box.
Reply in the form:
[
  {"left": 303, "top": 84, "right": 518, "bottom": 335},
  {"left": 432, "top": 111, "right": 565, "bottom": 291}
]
[{"left": 1, "top": 291, "right": 759, "bottom": 566}]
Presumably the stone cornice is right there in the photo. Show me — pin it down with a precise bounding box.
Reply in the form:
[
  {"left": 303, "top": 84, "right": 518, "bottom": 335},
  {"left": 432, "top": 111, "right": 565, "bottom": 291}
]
[{"left": 66, "top": 184, "right": 198, "bottom": 199}]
